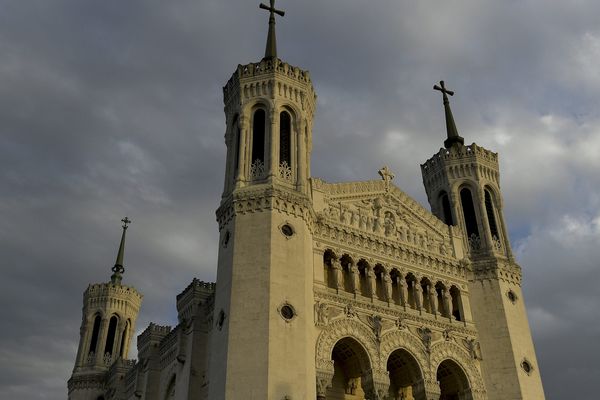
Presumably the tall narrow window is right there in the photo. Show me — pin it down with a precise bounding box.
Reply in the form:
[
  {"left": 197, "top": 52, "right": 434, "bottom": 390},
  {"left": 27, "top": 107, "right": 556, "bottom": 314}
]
[
  {"left": 251, "top": 109, "right": 265, "bottom": 164},
  {"left": 88, "top": 315, "right": 101, "bottom": 355},
  {"left": 460, "top": 188, "right": 479, "bottom": 238},
  {"left": 440, "top": 191, "right": 454, "bottom": 225},
  {"left": 485, "top": 189, "right": 499, "bottom": 239},
  {"left": 105, "top": 316, "right": 118, "bottom": 356},
  {"left": 279, "top": 111, "right": 291, "bottom": 166}
]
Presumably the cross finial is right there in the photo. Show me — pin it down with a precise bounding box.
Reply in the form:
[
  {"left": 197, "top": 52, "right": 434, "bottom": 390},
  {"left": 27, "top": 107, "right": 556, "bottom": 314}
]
[
  {"left": 378, "top": 166, "right": 395, "bottom": 191},
  {"left": 433, "top": 80, "right": 464, "bottom": 149},
  {"left": 259, "top": 0, "right": 285, "bottom": 60},
  {"left": 121, "top": 216, "right": 131, "bottom": 229},
  {"left": 433, "top": 80, "right": 454, "bottom": 103}
]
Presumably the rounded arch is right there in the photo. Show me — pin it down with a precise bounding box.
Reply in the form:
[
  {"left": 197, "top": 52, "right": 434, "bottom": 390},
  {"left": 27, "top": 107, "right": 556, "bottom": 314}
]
[
  {"left": 430, "top": 341, "right": 486, "bottom": 393},
  {"left": 88, "top": 313, "right": 102, "bottom": 356},
  {"left": 436, "top": 359, "right": 470, "bottom": 399},
  {"left": 387, "top": 348, "right": 425, "bottom": 400},
  {"left": 315, "top": 318, "right": 379, "bottom": 371},
  {"left": 104, "top": 314, "right": 120, "bottom": 357},
  {"left": 277, "top": 102, "right": 302, "bottom": 122},
  {"left": 379, "top": 330, "right": 429, "bottom": 374}
]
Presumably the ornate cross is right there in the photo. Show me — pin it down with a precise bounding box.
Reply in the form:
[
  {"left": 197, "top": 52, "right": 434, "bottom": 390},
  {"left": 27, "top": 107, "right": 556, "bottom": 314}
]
[
  {"left": 260, "top": 0, "right": 285, "bottom": 20},
  {"left": 121, "top": 216, "right": 132, "bottom": 229},
  {"left": 434, "top": 80, "right": 454, "bottom": 103}
]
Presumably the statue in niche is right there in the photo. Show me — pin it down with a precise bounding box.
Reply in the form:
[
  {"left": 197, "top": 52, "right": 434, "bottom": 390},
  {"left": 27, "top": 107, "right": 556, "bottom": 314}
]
[{"left": 443, "top": 328, "right": 454, "bottom": 341}]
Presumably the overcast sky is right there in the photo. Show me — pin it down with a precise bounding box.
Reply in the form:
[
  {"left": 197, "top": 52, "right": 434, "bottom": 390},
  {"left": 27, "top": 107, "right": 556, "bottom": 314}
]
[{"left": 1, "top": 1, "right": 599, "bottom": 398}]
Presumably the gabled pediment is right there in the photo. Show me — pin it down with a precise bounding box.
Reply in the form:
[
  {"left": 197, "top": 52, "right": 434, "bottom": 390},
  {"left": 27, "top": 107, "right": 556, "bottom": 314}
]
[{"left": 312, "top": 178, "right": 455, "bottom": 256}]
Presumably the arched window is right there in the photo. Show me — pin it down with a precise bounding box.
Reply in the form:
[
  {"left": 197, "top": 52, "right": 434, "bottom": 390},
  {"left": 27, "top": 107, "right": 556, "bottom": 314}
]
[
  {"left": 251, "top": 109, "right": 265, "bottom": 165},
  {"left": 105, "top": 316, "right": 118, "bottom": 356},
  {"left": 460, "top": 188, "right": 479, "bottom": 238},
  {"left": 440, "top": 191, "right": 454, "bottom": 225},
  {"left": 88, "top": 315, "right": 101, "bottom": 355},
  {"left": 279, "top": 111, "right": 291, "bottom": 166},
  {"left": 485, "top": 189, "right": 499, "bottom": 239}
]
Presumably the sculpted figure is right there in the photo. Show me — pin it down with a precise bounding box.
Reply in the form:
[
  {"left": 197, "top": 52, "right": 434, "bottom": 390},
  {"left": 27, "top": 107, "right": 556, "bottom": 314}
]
[
  {"left": 332, "top": 259, "right": 343, "bottom": 290},
  {"left": 349, "top": 262, "right": 360, "bottom": 294},
  {"left": 383, "top": 272, "right": 393, "bottom": 302}
]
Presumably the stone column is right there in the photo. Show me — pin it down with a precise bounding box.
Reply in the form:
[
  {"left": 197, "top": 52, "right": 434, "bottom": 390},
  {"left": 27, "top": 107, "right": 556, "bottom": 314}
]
[
  {"left": 268, "top": 108, "right": 278, "bottom": 179},
  {"left": 316, "top": 368, "right": 334, "bottom": 400},
  {"left": 349, "top": 261, "right": 360, "bottom": 297},
  {"left": 429, "top": 286, "right": 438, "bottom": 316},
  {"left": 114, "top": 320, "right": 126, "bottom": 359},
  {"left": 383, "top": 271, "right": 393, "bottom": 304},
  {"left": 332, "top": 258, "right": 342, "bottom": 293},
  {"left": 297, "top": 118, "right": 307, "bottom": 192},
  {"left": 95, "top": 318, "right": 109, "bottom": 365},
  {"left": 236, "top": 115, "right": 248, "bottom": 185},
  {"left": 362, "top": 369, "right": 390, "bottom": 400},
  {"left": 367, "top": 267, "right": 376, "bottom": 301},
  {"left": 222, "top": 119, "right": 233, "bottom": 194},
  {"left": 413, "top": 379, "right": 441, "bottom": 400},
  {"left": 399, "top": 275, "right": 408, "bottom": 309},
  {"left": 414, "top": 282, "right": 424, "bottom": 312},
  {"left": 442, "top": 289, "right": 452, "bottom": 320}
]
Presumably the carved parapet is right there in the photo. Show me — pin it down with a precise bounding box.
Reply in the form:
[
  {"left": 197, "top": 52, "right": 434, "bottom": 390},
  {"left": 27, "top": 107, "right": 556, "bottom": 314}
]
[
  {"left": 84, "top": 282, "right": 143, "bottom": 315},
  {"left": 223, "top": 58, "right": 316, "bottom": 118},
  {"left": 176, "top": 278, "right": 215, "bottom": 323}
]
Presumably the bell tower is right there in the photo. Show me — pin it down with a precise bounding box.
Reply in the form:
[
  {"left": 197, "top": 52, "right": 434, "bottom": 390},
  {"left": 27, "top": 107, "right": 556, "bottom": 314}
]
[
  {"left": 68, "top": 218, "right": 142, "bottom": 400},
  {"left": 421, "top": 82, "right": 545, "bottom": 399},
  {"left": 210, "top": 2, "right": 317, "bottom": 399}
]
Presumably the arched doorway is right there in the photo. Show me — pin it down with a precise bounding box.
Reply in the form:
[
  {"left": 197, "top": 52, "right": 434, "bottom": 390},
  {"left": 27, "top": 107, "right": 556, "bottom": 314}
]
[
  {"left": 437, "top": 360, "right": 470, "bottom": 400},
  {"left": 327, "top": 337, "right": 372, "bottom": 399},
  {"left": 387, "top": 349, "right": 423, "bottom": 400}
]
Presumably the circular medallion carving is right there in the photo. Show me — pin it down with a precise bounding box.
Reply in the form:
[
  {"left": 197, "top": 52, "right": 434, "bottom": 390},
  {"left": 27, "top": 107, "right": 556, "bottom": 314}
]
[
  {"left": 507, "top": 289, "right": 518, "bottom": 304},
  {"left": 521, "top": 358, "right": 533, "bottom": 375}
]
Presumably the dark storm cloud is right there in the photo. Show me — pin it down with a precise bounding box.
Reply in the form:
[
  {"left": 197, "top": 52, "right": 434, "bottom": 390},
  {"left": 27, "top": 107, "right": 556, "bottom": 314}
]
[{"left": 1, "top": 1, "right": 598, "bottom": 398}]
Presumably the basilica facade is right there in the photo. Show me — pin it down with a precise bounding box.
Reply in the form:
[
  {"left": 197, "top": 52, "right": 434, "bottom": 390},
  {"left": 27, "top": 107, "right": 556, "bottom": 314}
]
[{"left": 68, "top": 4, "right": 545, "bottom": 400}]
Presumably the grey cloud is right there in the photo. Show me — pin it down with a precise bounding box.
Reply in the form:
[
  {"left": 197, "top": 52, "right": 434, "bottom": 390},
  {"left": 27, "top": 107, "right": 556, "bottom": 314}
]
[{"left": 1, "top": 1, "right": 599, "bottom": 398}]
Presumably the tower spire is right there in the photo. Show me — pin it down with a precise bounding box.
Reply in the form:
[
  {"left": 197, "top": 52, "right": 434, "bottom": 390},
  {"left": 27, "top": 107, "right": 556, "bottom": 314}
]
[
  {"left": 111, "top": 217, "right": 131, "bottom": 284},
  {"left": 434, "top": 80, "right": 465, "bottom": 148},
  {"left": 259, "top": 0, "right": 285, "bottom": 60}
]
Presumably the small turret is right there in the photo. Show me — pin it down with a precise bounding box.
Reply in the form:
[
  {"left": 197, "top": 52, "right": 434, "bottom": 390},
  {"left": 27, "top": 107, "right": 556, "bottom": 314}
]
[{"left": 68, "top": 218, "right": 142, "bottom": 400}]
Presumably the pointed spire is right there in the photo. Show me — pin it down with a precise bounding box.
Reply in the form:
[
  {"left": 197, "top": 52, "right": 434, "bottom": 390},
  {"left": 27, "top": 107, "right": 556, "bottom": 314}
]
[
  {"left": 111, "top": 217, "right": 131, "bottom": 284},
  {"left": 433, "top": 81, "right": 465, "bottom": 149},
  {"left": 259, "top": 0, "right": 285, "bottom": 60}
]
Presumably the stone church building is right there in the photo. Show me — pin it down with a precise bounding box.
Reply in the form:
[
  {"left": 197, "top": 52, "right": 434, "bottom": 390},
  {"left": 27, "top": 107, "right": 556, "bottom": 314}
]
[{"left": 68, "top": 3, "right": 545, "bottom": 400}]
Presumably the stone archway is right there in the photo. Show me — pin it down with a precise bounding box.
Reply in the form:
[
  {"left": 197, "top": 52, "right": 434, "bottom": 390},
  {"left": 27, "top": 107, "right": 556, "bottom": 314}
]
[
  {"left": 387, "top": 348, "right": 424, "bottom": 400},
  {"left": 437, "top": 360, "right": 470, "bottom": 400},
  {"left": 327, "top": 337, "right": 373, "bottom": 399}
]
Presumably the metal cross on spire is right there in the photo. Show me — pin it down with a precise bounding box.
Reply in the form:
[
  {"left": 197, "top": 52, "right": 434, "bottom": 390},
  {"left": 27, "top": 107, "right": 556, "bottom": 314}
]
[
  {"left": 433, "top": 80, "right": 465, "bottom": 149},
  {"left": 259, "top": 0, "right": 285, "bottom": 60}
]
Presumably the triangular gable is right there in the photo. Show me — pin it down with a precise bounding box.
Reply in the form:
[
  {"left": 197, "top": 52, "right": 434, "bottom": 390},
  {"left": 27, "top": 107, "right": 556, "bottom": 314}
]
[{"left": 313, "top": 178, "right": 454, "bottom": 255}]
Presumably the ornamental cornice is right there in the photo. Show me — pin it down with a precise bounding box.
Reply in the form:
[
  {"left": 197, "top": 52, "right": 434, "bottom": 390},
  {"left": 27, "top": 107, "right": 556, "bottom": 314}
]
[
  {"left": 314, "top": 290, "right": 478, "bottom": 337},
  {"left": 216, "top": 185, "right": 315, "bottom": 231},
  {"left": 314, "top": 223, "right": 468, "bottom": 283},
  {"left": 471, "top": 258, "right": 522, "bottom": 285},
  {"left": 67, "top": 373, "right": 106, "bottom": 392}
]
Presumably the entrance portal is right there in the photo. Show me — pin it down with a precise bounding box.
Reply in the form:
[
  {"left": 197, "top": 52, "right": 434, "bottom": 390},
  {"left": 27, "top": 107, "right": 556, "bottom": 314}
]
[
  {"left": 387, "top": 349, "right": 423, "bottom": 400},
  {"left": 326, "top": 337, "right": 371, "bottom": 399},
  {"left": 437, "top": 360, "right": 470, "bottom": 400}
]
